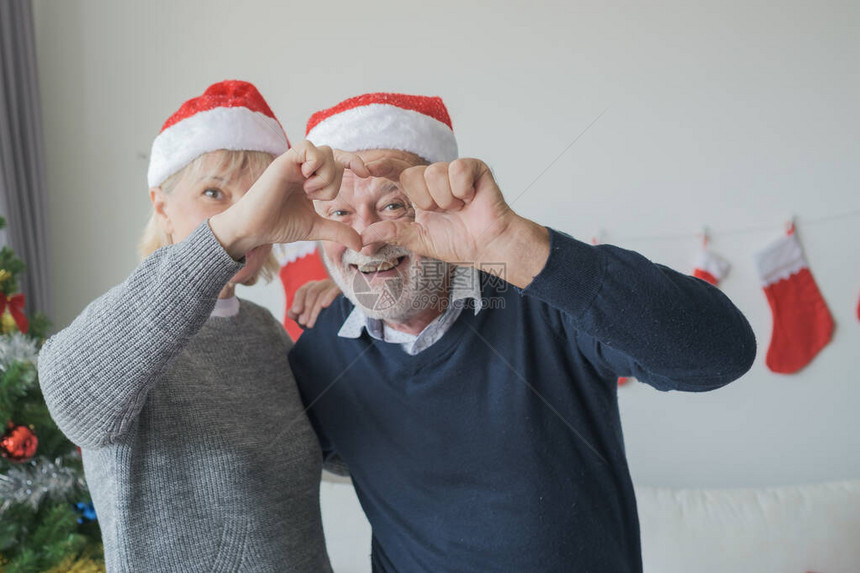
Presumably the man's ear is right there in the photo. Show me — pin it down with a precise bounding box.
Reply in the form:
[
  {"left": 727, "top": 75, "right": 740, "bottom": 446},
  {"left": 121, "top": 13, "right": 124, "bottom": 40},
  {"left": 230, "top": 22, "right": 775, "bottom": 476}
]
[{"left": 150, "top": 187, "right": 174, "bottom": 237}]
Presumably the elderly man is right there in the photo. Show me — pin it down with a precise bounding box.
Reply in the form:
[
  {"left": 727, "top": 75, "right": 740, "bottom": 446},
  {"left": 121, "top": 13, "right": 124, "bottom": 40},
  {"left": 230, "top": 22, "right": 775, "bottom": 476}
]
[{"left": 288, "top": 93, "right": 756, "bottom": 573}]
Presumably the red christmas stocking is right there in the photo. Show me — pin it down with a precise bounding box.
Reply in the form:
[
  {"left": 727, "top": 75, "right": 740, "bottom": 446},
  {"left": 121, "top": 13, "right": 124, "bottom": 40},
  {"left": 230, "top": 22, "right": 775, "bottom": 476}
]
[
  {"left": 693, "top": 248, "right": 731, "bottom": 287},
  {"left": 273, "top": 241, "right": 330, "bottom": 341},
  {"left": 754, "top": 228, "right": 834, "bottom": 374}
]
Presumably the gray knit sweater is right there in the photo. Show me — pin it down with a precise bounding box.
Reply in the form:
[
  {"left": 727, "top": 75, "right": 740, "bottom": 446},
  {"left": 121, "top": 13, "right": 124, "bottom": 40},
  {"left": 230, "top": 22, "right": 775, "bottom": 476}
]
[{"left": 38, "top": 223, "right": 333, "bottom": 572}]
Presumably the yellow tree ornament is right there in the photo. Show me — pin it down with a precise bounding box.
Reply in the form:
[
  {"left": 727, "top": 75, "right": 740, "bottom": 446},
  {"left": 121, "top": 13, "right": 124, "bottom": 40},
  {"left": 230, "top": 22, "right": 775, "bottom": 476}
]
[
  {"left": 1, "top": 309, "right": 17, "bottom": 334},
  {"left": 0, "top": 268, "right": 14, "bottom": 333}
]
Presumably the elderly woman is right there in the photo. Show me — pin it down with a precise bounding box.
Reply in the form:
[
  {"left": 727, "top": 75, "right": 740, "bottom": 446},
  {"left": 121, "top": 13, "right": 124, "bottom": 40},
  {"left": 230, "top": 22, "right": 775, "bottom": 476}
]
[{"left": 38, "top": 80, "right": 363, "bottom": 572}]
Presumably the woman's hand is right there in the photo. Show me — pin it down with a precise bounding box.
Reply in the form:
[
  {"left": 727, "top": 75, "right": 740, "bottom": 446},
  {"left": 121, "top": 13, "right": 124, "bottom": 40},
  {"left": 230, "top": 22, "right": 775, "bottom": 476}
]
[
  {"left": 210, "top": 141, "right": 368, "bottom": 259},
  {"left": 286, "top": 279, "right": 342, "bottom": 329}
]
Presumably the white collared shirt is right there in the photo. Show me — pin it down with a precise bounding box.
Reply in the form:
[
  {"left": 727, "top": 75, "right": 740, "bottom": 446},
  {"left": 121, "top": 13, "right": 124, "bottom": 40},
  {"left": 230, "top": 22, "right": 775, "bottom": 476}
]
[{"left": 337, "top": 266, "right": 485, "bottom": 355}]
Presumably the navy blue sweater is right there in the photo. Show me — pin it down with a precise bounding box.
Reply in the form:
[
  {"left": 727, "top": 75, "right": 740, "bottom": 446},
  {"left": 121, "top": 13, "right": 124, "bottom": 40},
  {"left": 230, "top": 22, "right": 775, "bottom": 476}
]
[{"left": 290, "top": 228, "right": 756, "bottom": 573}]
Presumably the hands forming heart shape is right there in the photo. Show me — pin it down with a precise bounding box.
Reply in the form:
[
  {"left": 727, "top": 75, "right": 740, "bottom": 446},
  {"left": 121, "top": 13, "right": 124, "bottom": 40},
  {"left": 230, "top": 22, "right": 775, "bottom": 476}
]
[{"left": 211, "top": 141, "right": 548, "bottom": 289}]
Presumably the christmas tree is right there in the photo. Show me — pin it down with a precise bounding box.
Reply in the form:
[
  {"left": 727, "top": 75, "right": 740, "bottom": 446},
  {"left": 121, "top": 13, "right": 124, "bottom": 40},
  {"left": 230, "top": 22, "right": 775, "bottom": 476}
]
[{"left": 0, "top": 216, "right": 104, "bottom": 573}]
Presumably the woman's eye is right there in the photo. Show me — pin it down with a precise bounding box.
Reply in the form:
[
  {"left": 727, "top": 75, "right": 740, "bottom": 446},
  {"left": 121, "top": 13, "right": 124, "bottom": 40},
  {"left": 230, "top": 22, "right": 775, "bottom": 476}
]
[
  {"left": 331, "top": 209, "right": 349, "bottom": 218},
  {"left": 383, "top": 203, "right": 405, "bottom": 212},
  {"left": 203, "top": 188, "right": 223, "bottom": 199}
]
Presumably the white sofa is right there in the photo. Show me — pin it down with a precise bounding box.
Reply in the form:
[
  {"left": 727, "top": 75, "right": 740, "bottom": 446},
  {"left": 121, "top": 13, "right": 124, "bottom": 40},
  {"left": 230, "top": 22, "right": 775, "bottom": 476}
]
[
  {"left": 320, "top": 479, "right": 860, "bottom": 573},
  {"left": 637, "top": 480, "right": 860, "bottom": 573}
]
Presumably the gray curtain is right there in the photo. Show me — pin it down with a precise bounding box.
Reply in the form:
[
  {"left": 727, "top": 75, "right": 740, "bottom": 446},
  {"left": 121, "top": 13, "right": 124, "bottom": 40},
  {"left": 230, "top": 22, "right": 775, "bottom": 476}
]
[{"left": 0, "top": 0, "right": 51, "bottom": 316}]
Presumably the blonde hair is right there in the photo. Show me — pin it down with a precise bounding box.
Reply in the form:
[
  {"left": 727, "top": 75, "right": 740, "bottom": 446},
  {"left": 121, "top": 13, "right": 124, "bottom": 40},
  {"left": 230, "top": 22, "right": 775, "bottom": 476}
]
[{"left": 139, "top": 149, "right": 281, "bottom": 284}]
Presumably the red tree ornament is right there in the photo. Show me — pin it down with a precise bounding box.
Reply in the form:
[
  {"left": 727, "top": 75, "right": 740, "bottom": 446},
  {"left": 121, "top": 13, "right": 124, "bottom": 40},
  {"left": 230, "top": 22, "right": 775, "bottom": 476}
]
[{"left": 1, "top": 422, "right": 38, "bottom": 463}]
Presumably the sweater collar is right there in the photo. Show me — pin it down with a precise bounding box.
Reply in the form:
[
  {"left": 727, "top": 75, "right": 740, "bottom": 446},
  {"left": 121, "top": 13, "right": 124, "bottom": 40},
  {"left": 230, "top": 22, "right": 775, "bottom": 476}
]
[{"left": 210, "top": 296, "right": 240, "bottom": 318}]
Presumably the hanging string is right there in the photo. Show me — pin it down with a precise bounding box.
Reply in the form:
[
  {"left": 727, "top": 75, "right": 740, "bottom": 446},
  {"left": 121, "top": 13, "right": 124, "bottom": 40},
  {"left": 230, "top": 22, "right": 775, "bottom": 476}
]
[{"left": 611, "top": 207, "right": 860, "bottom": 244}]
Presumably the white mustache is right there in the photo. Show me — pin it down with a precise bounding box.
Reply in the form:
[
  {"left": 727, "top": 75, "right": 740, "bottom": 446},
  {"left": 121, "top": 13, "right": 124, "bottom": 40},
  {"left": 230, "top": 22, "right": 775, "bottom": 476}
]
[{"left": 342, "top": 245, "right": 411, "bottom": 267}]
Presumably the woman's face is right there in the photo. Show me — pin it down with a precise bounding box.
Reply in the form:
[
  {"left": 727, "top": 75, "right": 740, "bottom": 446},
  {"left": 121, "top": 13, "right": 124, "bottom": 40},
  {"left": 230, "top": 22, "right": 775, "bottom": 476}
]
[{"left": 151, "top": 152, "right": 272, "bottom": 285}]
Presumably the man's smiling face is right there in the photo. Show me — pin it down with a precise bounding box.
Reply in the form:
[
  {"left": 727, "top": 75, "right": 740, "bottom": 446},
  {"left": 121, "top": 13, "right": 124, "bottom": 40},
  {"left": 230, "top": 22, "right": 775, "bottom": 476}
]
[{"left": 314, "top": 149, "right": 449, "bottom": 321}]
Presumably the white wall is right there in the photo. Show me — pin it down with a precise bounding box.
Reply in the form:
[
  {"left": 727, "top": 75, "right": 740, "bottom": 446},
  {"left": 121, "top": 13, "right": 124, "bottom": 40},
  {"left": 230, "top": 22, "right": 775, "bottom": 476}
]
[{"left": 31, "top": 0, "right": 859, "bottom": 568}]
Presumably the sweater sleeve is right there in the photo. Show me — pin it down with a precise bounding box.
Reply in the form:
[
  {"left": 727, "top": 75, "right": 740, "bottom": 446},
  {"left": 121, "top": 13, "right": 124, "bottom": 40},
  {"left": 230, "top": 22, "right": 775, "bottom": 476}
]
[
  {"left": 521, "top": 228, "right": 757, "bottom": 391},
  {"left": 38, "top": 222, "right": 244, "bottom": 448}
]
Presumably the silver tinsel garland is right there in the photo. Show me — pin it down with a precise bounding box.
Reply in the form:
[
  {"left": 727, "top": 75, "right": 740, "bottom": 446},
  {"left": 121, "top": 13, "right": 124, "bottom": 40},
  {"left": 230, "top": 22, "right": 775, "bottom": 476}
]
[
  {"left": 0, "top": 331, "right": 40, "bottom": 373},
  {"left": 0, "top": 455, "right": 88, "bottom": 515}
]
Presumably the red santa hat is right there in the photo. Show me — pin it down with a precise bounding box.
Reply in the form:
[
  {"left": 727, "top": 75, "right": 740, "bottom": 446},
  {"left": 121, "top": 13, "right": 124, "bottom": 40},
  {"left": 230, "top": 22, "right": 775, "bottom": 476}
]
[
  {"left": 305, "top": 92, "right": 458, "bottom": 163},
  {"left": 147, "top": 80, "right": 289, "bottom": 188}
]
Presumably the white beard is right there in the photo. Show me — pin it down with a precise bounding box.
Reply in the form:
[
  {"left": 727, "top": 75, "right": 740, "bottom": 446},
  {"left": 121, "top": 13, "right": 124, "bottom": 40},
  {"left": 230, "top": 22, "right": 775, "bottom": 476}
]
[{"left": 322, "top": 245, "right": 450, "bottom": 322}]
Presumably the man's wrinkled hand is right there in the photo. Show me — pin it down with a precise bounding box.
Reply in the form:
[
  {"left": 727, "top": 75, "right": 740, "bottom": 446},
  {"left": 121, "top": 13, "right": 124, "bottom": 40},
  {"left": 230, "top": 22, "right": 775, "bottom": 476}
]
[
  {"left": 360, "top": 158, "right": 516, "bottom": 265},
  {"left": 287, "top": 279, "right": 342, "bottom": 329}
]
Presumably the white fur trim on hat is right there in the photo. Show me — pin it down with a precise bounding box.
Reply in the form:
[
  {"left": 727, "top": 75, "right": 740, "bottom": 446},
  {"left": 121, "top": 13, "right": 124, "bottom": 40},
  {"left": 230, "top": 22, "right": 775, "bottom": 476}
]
[
  {"left": 147, "top": 106, "right": 288, "bottom": 188},
  {"left": 306, "top": 103, "right": 458, "bottom": 164}
]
